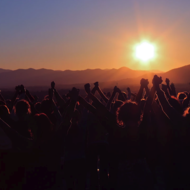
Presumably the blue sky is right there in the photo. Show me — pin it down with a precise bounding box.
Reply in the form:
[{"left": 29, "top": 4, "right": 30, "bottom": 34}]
[{"left": 0, "top": 0, "right": 190, "bottom": 71}]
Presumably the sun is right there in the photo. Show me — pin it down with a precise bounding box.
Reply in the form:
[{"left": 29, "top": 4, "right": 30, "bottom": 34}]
[{"left": 134, "top": 41, "right": 156, "bottom": 63}]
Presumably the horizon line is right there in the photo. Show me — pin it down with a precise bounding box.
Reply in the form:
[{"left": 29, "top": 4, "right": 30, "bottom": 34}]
[
  {"left": 1, "top": 64, "right": 190, "bottom": 73},
  {"left": 0, "top": 66, "right": 167, "bottom": 72}
]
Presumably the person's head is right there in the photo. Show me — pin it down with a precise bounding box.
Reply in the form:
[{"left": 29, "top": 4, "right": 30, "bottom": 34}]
[
  {"left": 177, "top": 92, "right": 187, "bottom": 103},
  {"left": 15, "top": 100, "right": 31, "bottom": 120},
  {"left": 117, "top": 100, "right": 141, "bottom": 127},
  {"left": 33, "top": 113, "right": 54, "bottom": 143},
  {"left": 169, "top": 96, "right": 183, "bottom": 115},
  {"left": 41, "top": 99, "right": 53, "bottom": 116},
  {"left": 44, "top": 95, "right": 49, "bottom": 100},
  {"left": 34, "top": 102, "right": 41, "bottom": 113}
]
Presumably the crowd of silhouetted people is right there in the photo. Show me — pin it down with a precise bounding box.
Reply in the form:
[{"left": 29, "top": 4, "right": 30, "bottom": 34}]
[{"left": 0, "top": 75, "right": 190, "bottom": 190}]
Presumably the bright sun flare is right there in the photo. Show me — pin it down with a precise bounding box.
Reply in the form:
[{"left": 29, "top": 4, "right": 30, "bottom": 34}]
[{"left": 134, "top": 41, "right": 156, "bottom": 63}]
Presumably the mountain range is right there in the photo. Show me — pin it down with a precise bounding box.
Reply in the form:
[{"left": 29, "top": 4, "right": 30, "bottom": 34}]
[{"left": 0, "top": 65, "right": 189, "bottom": 90}]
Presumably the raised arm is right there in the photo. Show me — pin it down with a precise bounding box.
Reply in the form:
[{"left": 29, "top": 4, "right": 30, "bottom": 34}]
[
  {"left": 49, "top": 88, "right": 63, "bottom": 131},
  {"left": 26, "top": 89, "right": 35, "bottom": 103},
  {"left": 106, "top": 86, "right": 118, "bottom": 110},
  {"left": 135, "top": 79, "right": 148, "bottom": 103},
  {"left": 182, "top": 93, "right": 190, "bottom": 109},
  {"left": 170, "top": 83, "right": 177, "bottom": 97},
  {"left": 143, "top": 87, "right": 155, "bottom": 116},
  {"left": 11, "top": 86, "right": 19, "bottom": 105},
  {"left": 161, "top": 84, "right": 171, "bottom": 99},
  {"left": 165, "top": 78, "right": 173, "bottom": 96},
  {"left": 78, "top": 95, "right": 116, "bottom": 134},
  {"left": 11, "top": 85, "right": 27, "bottom": 105},
  {"left": 127, "top": 87, "right": 131, "bottom": 100},
  {"left": 144, "top": 83, "right": 150, "bottom": 98},
  {"left": 84, "top": 83, "right": 105, "bottom": 108},
  {"left": 91, "top": 82, "right": 98, "bottom": 95},
  {"left": 84, "top": 83, "right": 112, "bottom": 118},
  {"left": 62, "top": 88, "right": 79, "bottom": 132},
  {"left": 78, "top": 96, "right": 97, "bottom": 116},
  {"left": 51, "top": 81, "right": 66, "bottom": 108},
  {"left": 153, "top": 75, "right": 181, "bottom": 122},
  {"left": 139, "top": 87, "right": 155, "bottom": 156},
  {"left": 95, "top": 82, "right": 109, "bottom": 103},
  {"left": 139, "top": 81, "right": 154, "bottom": 133},
  {"left": 117, "top": 89, "right": 127, "bottom": 101}
]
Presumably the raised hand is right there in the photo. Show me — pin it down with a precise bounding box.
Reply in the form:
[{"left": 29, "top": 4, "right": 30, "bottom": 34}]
[
  {"left": 165, "top": 78, "right": 170, "bottom": 86},
  {"left": 114, "top": 86, "right": 121, "bottom": 93},
  {"left": 170, "top": 83, "right": 177, "bottom": 97},
  {"left": 70, "top": 87, "right": 79, "bottom": 101},
  {"left": 20, "top": 85, "right": 26, "bottom": 94},
  {"left": 51, "top": 81, "right": 55, "bottom": 89},
  {"left": 15, "top": 86, "right": 20, "bottom": 94},
  {"left": 127, "top": 87, "right": 131, "bottom": 92},
  {"left": 94, "top": 81, "right": 99, "bottom": 88},
  {"left": 15, "top": 85, "right": 25, "bottom": 95},
  {"left": 94, "top": 82, "right": 99, "bottom": 87},
  {"left": 140, "top": 78, "right": 149, "bottom": 88},
  {"left": 152, "top": 75, "right": 163, "bottom": 88},
  {"left": 84, "top": 83, "right": 91, "bottom": 94},
  {"left": 127, "top": 87, "right": 131, "bottom": 100}
]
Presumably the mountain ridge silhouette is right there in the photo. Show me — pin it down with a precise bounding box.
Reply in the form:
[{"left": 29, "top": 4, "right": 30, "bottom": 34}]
[{"left": 0, "top": 65, "right": 188, "bottom": 89}]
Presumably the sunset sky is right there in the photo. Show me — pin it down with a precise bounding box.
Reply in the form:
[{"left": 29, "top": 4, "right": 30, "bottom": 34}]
[{"left": 0, "top": 0, "right": 190, "bottom": 72}]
